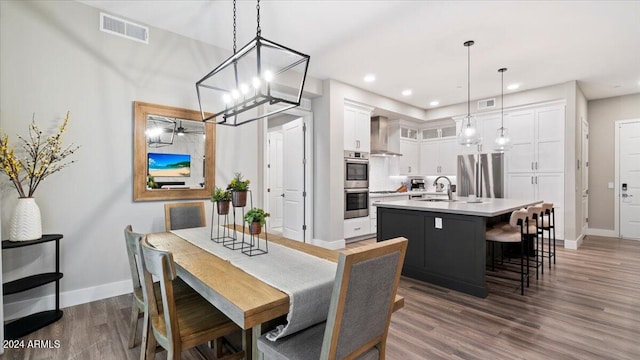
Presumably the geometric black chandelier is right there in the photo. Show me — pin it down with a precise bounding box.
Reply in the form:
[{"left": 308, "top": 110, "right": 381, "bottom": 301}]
[{"left": 196, "top": 0, "right": 310, "bottom": 127}]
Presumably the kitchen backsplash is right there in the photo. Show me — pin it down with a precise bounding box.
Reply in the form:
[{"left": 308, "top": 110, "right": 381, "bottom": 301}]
[
  {"left": 370, "top": 157, "right": 457, "bottom": 192},
  {"left": 370, "top": 157, "right": 404, "bottom": 191}
]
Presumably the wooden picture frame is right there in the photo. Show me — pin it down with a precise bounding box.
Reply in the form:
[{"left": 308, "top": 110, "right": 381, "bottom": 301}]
[{"left": 133, "top": 101, "right": 215, "bottom": 201}]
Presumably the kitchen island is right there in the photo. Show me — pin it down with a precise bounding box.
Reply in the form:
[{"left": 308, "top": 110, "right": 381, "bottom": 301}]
[{"left": 376, "top": 197, "right": 540, "bottom": 297}]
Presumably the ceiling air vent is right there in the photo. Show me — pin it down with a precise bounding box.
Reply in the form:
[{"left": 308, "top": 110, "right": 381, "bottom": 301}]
[
  {"left": 100, "top": 13, "right": 148, "bottom": 44},
  {"left": 477, "top": 98, "right": 495, "bottom": 110}
]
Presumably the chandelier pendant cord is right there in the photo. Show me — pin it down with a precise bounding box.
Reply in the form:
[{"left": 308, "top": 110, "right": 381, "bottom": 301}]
[
  {"left": 467, "top": 43, "right": 470, "bottom": 123},
  {"left": 233, "top": 0, "right": 237, "bottom": 54},
  {"left": 501, "top": 69, "right": 504, "bottom": 136},
  {"left": 256, "top": 0, "right": 261, "bottom": 37}
]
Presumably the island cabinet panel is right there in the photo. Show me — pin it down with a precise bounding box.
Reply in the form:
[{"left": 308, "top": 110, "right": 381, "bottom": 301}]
[
  {"left": 377, "top": 207, "right": 488, "bottom": 298},
  {"left": 377, "top": 208, "right": 426, "bottom": 268}
]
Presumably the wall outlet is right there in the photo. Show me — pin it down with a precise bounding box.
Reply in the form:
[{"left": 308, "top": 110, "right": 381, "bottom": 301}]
[
  {"left": 435, "top": 217, "right": 442, "bottom": 229},
  {"left": 608, "top": 182, "right": 614, "bottom": 189}
]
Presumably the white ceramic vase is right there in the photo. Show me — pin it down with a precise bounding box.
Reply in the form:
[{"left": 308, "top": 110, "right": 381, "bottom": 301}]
[{"left": 9, "top": 197, "right": 43, "bottom": 241}]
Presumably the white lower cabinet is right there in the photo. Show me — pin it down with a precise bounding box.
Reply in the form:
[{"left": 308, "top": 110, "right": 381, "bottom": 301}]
[
  {"left": 344, "top": 217, "right": 371, "bottom": 239},
  {"left": 507, "top": 172, "right": 564, "bottom": 239}
]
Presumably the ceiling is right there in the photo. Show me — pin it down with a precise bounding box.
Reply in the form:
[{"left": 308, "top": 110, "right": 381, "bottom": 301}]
[{"left": 78, "top": 0, "right": 640, "bottom": 109}]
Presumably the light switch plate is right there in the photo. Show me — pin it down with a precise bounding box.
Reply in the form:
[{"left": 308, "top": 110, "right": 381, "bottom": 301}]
[
  {"left": 608, "top": 182, "right": 614, "bottom": 189},
  {"left": 435, "top": 217, "right": 443, "bottom": 229}
]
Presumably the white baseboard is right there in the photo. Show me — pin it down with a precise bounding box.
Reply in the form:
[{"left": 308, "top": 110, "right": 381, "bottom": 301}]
[
  {"left": 586, "top": 228, "right": 618, "bottom": 238},
  {"left": 3, "top": 279, "right": 132, "bottom": 321},
  {"left": 311, "top": 238, "right": 346, "bottom": 250},
  {"left": 564, "top": 233, "right": 584, "bottom": 250}
]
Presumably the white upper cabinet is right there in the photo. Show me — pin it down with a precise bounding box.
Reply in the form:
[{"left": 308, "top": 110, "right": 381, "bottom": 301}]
[
  {"left": 400, "top": 127, "right": 419, "bottom": 140},
  {"left": 505, "top": 105, "right": 565, "bottom": 173},
  {"left": 439, "top": 139, "right": 458, "bottom": 175},
  {"left": 479, "top": 115, "right": 502, "bottom": 153},
  {"left": 344, "top": 102, "right": 373, "bottom": 152},
  {"left": 399, "top": 139, "right": 419, "bottom": 175},
  {"left": 419, "top": 140, "right": 439, "bottom": 174},
  {"left": 503, "top": 103, "right": 565, "bottom": 239},
  {"left": 505, "top": 110, "right": 536, "bottom": 173},
  {"left": 535, "top": 106, "right": 565, "bottom": 173},
  {"left": 419, "top": 138, "right": 457, "bottom": 176}
]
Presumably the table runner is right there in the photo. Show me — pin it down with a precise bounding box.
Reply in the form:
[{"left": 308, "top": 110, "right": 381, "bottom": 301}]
[{"left": 171, "top": 226, "right": 337, "bottom": 340}]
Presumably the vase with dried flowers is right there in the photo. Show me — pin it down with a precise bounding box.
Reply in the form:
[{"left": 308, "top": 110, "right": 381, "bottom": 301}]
[{"left": 0, "top": 111, "right": 79, "bottom": 241}]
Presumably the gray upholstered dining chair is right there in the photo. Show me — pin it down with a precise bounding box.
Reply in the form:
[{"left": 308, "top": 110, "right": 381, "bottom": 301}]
[
  {"left": 123, "top": 225, "right": 193, "bottom": 349},
  {"left": 164, "top": 201, "right": 206, "bottom": 231},
  {"left": 139, "top": 236, "right": 244, "bottom": 360},
  {"left": 257, "top": 237, "right": 408, "bottom": 360}
]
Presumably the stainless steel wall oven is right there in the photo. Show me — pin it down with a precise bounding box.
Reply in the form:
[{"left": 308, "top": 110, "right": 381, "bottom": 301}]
[
  {"left": 344, "top": 151, "right": 369, "bottom": 189},
  {"left": 344, "top": 189, "right": 369, "bottom": 219},
  {"left": 344, "top": 151, "right": 369, "bottom": 219}
]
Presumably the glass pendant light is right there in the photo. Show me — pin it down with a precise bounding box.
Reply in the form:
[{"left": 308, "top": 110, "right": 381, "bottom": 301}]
[
  {"left": 494, "top": 68, "right": 512, "bottom": 152},
  {"left": 458, "top": 40, "right": 481, "bottom": 146}
]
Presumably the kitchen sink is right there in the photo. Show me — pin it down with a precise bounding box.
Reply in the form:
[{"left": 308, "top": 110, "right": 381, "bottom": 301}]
[{"left": 418, "top": 198, "right": 457, "bottom": 202}]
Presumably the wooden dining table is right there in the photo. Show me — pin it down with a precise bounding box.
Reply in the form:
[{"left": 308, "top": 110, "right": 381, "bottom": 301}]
[{"left": 146, "top": 229, "right": 404, "bottom": 360}]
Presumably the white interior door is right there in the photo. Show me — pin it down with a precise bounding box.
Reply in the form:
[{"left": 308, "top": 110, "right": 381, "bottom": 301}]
[
  {"left": 619, "top": 121, "right": 640, "bottom": 239},
  {"left": 267, "top": 131, "right": 284, "bottom": 231},
  {"left": 283, "top": 117, "right": 305, "bottom": 241},
  {"left": 581, "top": 120, "right": 589, "bottom": 234}
]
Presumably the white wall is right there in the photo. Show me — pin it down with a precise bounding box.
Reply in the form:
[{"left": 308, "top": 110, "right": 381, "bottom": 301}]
[{"left": 0, "top": 0, "right": 260, "bottom": 318}]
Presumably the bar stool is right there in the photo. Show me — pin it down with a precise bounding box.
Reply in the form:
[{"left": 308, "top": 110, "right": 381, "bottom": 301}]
[
  {"left": 486, "top": 209, "right": 530, "bottom": 295},
  {"left": 541, "top": 202, "right": 556, "bottom": 268},
  {"left": 526, "top": 205, "right": 544, "bottom": 277}
]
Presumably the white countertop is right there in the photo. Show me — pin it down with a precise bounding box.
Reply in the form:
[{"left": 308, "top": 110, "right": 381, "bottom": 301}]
[
  {"left": 369, "top": 190, "right": 448, "bottom": 198},
  {"left": 373, "top": 197, "right": 542, "bottom": 217}
]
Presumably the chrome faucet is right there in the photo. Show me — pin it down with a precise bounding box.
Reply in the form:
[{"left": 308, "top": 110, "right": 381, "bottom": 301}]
[{"left": 433, "top": 176, "right": 453, "bottom": 200}]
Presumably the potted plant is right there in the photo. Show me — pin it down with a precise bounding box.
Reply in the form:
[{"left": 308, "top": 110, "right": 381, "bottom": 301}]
[
  {"left": 227, "top": 172, "right": 250, "bottom": 207},
  {"left": 212, "top": 187, "right": 232, "bottom": 215},
  {"left": 244, "top": 208, "right": 270, "bottom": 235}
]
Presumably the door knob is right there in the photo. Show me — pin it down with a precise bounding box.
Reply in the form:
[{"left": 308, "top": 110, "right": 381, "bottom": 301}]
[{"left": 281, "top": 193, "right": 285, "bottom": 197}]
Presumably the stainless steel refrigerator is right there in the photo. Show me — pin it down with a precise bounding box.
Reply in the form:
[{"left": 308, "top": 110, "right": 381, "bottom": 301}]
[{"left": 457, "top": 153, "right": 505, "bottom": 198}]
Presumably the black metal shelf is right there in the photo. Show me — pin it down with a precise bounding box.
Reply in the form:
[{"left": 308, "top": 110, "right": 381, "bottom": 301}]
[
  {"left": 4, "top": 310, "right": 63, "bottom": 340},
  {"left": 2, "top": 234, "right": 63, "bottom": 249},
  {"left": 3, "top": 272, "right": 64, "bottom": 296},
  {"left": 2, "top": 234, "right": 63, "bottom": 339}
]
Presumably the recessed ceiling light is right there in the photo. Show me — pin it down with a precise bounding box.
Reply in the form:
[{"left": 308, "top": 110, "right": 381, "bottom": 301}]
[
  {"left": 401, "top": 89, "right": 412, "bottom": 96},
  {"left": 364, "top": 74, "right": 376, "bottom": 83},
  {"left": 430, "top": 101, "right": 440, "bottom": 106},
  {"left": 507, "top": 83, "right": 520, "bottom": 90}
]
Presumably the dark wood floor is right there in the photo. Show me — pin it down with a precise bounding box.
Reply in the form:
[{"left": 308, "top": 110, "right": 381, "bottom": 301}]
[{"left": 2, "top": 235, "right": 639, "bottom": 359}]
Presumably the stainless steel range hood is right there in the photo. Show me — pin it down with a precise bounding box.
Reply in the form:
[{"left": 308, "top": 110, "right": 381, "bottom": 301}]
[{"left": 370, "top": 116, "right": 402, "bottom": 157}]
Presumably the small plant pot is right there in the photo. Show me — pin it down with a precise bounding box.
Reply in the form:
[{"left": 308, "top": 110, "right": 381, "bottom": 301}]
[
  {"left": 217, "top": 200, "right": 230, "bottom": 215},
  {"left": 249, "top": 221, "right": 262, "bottom": 235},
  {"left": 232, "top": 191, "right": 247, "bottom": 207}
]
